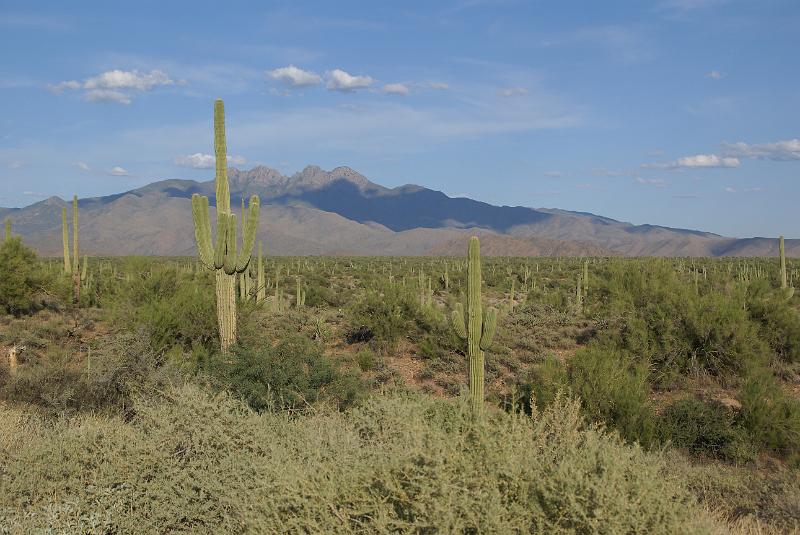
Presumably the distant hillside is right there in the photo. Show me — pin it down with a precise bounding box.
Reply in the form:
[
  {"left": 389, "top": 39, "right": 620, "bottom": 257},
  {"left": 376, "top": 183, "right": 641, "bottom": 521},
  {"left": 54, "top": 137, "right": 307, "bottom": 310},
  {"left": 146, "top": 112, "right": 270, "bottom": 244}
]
[{"left": 1, "top": 165, "right": 797, "bottom": 257}]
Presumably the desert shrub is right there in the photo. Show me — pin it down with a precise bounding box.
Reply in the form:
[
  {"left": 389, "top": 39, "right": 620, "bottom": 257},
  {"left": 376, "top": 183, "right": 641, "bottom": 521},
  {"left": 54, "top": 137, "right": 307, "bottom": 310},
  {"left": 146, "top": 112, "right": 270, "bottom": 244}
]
[
  {"left": 203, "top": 334, "right": 367, "bottom": 412},
  {"left": 518, "top": 354, "right": 568, "bottom": 411},
  {"left": 658, "top": 397, "right": 754, "bottom": 462},
  {"left": 110, "top": 267, "right": 217, "bottom": 353},
  {"left": 681, "top": 291, "right": 767, "bottom": 376},
  {"left": 747, "top": 279, "right": 800, "bottom": 363},
  {"left": 355, "top": 348, "right": 375, "bottom": 371},
  {"left": 346, "top": 284, "right": 419, "bottom": 350},
  {"left": 738, "top": 368, "right": 800, "bottom": 462},
  {"left": 0, "top": 385, "right": 718, "bottom": 533},
  {"left": 568, "top": 345, "right": 656, "bottom": 446},
  {"left": 0, "top": 332, "right": 169, "bottom": 417},
  {"left": 0, "top": 238, "right": 50, "bottom": 315}
]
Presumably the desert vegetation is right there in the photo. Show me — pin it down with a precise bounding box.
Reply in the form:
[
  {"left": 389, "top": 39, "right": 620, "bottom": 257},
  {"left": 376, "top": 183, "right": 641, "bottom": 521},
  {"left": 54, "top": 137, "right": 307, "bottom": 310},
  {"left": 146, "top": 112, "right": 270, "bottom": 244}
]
[{"left": 1, "top": 102, "right": 798, "bottom": 533}]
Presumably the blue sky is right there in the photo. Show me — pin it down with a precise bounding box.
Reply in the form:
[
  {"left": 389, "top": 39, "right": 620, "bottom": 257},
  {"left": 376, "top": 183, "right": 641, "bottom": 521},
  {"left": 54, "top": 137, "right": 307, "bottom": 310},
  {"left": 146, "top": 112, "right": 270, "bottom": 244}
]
[{"left": 1, "top": 0, "right": 798, "bottom": 238}]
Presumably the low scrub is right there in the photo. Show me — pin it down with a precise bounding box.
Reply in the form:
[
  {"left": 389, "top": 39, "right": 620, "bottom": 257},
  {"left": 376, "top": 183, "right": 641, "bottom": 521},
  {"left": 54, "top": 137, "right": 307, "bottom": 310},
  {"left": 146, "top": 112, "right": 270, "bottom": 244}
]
[{"left": 0, "top": 386, "right": 717, "bottom": 533}]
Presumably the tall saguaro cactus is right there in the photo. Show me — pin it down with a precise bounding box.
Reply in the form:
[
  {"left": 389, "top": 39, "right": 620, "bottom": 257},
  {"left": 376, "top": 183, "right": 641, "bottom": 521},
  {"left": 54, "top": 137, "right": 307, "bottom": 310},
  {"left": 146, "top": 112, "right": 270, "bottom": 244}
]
[
  {"left": 451, "top": 237, "right": 498, "bottom": 413},
  {"left": 3, "top": 218, "right": 10, "bottom": 241},
  {"left": 780, "top": 235, "right": 787, "bottom": 289},
  {"left": 62, "top": 207, "right": 71, "bottom": 274},
  {"left": 191, "top": 99, "right": 260, "bottom": 351},
  {"left": 72, "top": 195, "right": 80, "bottom": 302}
]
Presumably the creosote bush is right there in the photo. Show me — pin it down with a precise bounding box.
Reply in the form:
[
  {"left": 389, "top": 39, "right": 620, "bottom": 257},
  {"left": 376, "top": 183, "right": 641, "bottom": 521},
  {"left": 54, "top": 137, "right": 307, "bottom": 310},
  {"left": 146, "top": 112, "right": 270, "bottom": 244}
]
[
  {"left": 0, "top": 385, "right": 718, "bottom": 533},
  {"left": 202, "top": 334, "right": 367, "bottom": 412}
]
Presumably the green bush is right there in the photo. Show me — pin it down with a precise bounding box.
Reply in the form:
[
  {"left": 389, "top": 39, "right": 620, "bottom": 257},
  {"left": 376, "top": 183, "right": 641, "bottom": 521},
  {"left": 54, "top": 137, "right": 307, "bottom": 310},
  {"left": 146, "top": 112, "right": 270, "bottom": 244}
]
[
  {"left": 346, "top": 284, "right": 419, "bottom": 350},
  {"left": 747, "top": 279, "right": 800, "bottom": 363},
  {"left": 109, "top": 267, "right": 217, "bottom": 353},
  {"left": 0, "top": 385, "right": 718, "bottom": 533},
  {"left": 0, "top": 238, "right": 49, "bottom": 315},
  {"left": 738, "top": 367, "right": 800, "bottom": 462},
  {"left": 0, "top": 332, "right": 170, "bottom": 417},
  {"left": 658, "top": 397, "right": 754, "bottom": 462},
  {"left": 568, "top": 345, "right": 656, "bottom": 446},
  {"left": 519, "top": 354, "right": 568, "bottom": 410},
  {"left": 204, "top": 334, "right": 367, "bottom": 412}
]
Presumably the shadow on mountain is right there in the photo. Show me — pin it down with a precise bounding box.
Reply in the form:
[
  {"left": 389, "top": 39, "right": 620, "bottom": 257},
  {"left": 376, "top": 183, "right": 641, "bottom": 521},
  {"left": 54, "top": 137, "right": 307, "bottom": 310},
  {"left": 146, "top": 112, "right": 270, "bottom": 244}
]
[{"left": 269, "top": 179, "right": 552, "bottom": 232}]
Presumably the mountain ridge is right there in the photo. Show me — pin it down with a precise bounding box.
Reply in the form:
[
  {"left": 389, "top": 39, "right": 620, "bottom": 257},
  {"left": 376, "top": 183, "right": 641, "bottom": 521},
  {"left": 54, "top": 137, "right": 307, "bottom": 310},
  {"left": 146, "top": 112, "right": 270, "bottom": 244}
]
[{"left": 1, "top": 165, "right": 797, "bottom": 257}]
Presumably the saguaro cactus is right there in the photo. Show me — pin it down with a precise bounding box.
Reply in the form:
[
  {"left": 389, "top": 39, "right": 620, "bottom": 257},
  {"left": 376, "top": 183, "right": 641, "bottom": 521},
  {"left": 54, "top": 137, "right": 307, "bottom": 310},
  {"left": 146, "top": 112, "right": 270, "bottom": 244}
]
[
  {"left": 191, "top": 99, "right": 260, "bottom": 351},
  {"left": 3, "top": 218, "right": 10, "bottom": 241},
  {"left": 450, "top": 237, "right": 498, "bottom": 413},
  {"left": 780, "top": 235, "right": 787, "bottom": 289},
  {"left": 256, "top": 241, "right": 265, "bottom": 302},
  {"left": 62, "top": 206, "right": 71, "bottom": 274},
  {"left": 72, "top": 195, "right": 80, "bottom": 303}
]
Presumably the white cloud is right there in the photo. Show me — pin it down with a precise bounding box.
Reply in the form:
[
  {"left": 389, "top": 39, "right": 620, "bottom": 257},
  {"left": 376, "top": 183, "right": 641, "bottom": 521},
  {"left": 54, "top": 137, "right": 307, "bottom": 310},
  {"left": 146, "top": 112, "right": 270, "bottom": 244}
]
[
  {"left": 266, "top": 65, "right": 321, "bottom": 87},
  {"left": 326, "top": 69, "right": 374, "bottom": 92},
  {"left": 382, "top": 83, "right": 409, "bottom": 96},
  {"left": 84, "top": 69, "right": 173, "bottom": 91},
  {"left": 646, "top": 153, "right": 740, "bottom": 169},
  {"left": 174, "top": 153, "right": 246, "bottom": 169},
  {"left": 51, "top": 69, "right": 173, "bottom": 104},
  {"left": 85, "top": 89, "right": 131, "bottom": 105},
  {"left": 109, "top": 166, "right": 130, "bottom": 176},
  {"left": 658, "top": 0, "right": 728, "bottom": 11},
  {"left": 722, "top": 139, "right": 800, "bottom": 161},
  {"left": 500, "top": 87, "right": 529, "bottom": 97},
  {"left": 74, "top": 161, "right": 90, "bottom": 171},
  {"left": 49, "top": 80, "right": 81, "bottom": 93},
  {"left": 707, "top": 70, "right": 725, "bottom": 79},
  {"left": 7, "top": 161, "right": 24, "bottom": 169},
  {"left": 724, "top": 186, "right": 762, "bottom": 194},
  {"left": 635, "top": 176, "right": 666, "bottom": 186},
  {"left": 427, "top": 82, "right": 449, "bottom": 90},
  {"left": 673, "top": 154, "right": 740, "bottom": 168}
]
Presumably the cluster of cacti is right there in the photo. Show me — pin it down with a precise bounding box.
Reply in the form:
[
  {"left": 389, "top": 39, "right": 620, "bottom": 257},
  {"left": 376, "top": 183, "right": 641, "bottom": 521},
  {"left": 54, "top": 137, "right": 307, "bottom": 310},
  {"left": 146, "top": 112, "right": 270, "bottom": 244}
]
[
  {"left": 450, "top": 237, "right": 498, "bottom": 413},
  {"left": 60, "top": 196, "right": 85, "bottom": 302},
  {"left": 191, "top": 99, "right": 261, "bottom": 351}
]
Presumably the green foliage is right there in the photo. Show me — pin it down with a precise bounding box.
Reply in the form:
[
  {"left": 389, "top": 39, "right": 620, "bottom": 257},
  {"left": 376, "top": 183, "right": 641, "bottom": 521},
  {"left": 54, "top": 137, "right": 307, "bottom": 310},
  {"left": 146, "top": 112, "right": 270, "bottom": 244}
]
[
  {"left": 110, "top": 267, "right": 217, "bottom": 353},
  {"left": 658, "top": 397, "right": 754, "bottom": 462},
  {"left": 0, "top": 238, "right": 48, "bottom": 316},
  {"left": 355, "top": 348, "right": 375, "bottom": 371},
  {"left": 738, "top": 367, "right": 800, "bottom": 462},
  {"left": 0, "top": 385, "right": 717, "bottom": 533},
  {"left": 747, "top": 279, "right": 800, "bottom": 363},
  {"left": 204, "top": 334, "right": 367, "bottom": 412},
  {"left": 520, "top": 354, "right": 569, "bottom": 410},
  {"left": 568, "top": 345, "right": 656, "bottom": 446},
  {"left": 347, "top": 283, "right": 419, "bottom": 349},
  {"left": 0, "top": 332, "right": 172, "bottom": 417}
]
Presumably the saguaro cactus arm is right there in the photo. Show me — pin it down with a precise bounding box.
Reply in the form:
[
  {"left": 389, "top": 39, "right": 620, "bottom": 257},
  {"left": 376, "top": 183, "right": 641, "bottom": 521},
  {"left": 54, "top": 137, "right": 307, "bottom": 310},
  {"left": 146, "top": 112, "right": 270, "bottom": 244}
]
[
  {"left": 191, "top": 194, "right": 215, "bottom": 267},
  {"left": 451, "top": 302, "right": 467, "bottom": 339},
  {"left": 235, "top": 196, "right": 260, "bottom": 272},
  {"left": 480, "top": 307, "right": 497, "bottom": 350}
]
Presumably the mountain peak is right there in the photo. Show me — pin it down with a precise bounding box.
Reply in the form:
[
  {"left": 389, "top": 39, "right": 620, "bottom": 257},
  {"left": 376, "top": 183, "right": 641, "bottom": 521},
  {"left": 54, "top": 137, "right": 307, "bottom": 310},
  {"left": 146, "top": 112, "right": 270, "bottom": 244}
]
[
  {"left": 291, "top": 165, "right": 372, "bottom": 189},
  {"left": 229, "top": 165, "right": 286, "bottom": 188}
]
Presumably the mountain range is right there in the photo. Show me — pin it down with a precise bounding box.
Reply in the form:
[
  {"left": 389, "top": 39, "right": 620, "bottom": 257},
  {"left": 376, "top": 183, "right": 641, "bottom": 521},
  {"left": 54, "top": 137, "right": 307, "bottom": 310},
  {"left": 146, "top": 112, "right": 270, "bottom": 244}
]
[{"left": 1, "top": 165, "right": 796, "bottom": 257}]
